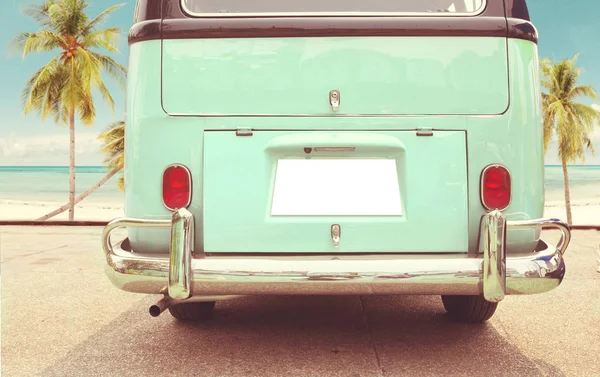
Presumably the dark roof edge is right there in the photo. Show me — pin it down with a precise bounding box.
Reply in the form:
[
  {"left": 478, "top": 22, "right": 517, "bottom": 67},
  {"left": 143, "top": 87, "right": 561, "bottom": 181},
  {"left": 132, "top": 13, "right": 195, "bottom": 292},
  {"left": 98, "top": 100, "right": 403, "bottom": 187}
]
[
  {"left": 127, "top": 0, "right": 536, "bottom": 45},
  {"left": 128, "top": 17, "right": 537, "bottom": 45}
]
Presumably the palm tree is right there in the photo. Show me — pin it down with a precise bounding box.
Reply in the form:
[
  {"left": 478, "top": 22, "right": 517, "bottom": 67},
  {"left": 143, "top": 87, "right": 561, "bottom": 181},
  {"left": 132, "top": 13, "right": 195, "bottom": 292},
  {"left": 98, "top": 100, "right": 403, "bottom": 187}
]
[
  {"left": 12, "top": 0, "right": 126, "bottom": 221},
  {"left": 36, "top": 120, "right": 124, "bottom": 221},
  {"left": 98, "top": 120, "right": 125, "bottom": 191},
  {"left": 541, "top": 54, "right": 600, "bottom": 225}
]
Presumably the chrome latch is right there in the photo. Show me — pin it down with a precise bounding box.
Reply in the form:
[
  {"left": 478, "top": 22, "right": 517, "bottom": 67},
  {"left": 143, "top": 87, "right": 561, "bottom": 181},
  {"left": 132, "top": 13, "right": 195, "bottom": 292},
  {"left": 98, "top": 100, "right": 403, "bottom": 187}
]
[
  {"left": 331, "top": 224, "right": 341, "bottom": 248},
  {"left": 416, "top": 128, "right": 434, "bottom": 136},
  {"left": 329, "top": 90, "right": 340, "bottom": 112},
  {"left": 236, "top": 127, "right": 253, "bottom": 136}
]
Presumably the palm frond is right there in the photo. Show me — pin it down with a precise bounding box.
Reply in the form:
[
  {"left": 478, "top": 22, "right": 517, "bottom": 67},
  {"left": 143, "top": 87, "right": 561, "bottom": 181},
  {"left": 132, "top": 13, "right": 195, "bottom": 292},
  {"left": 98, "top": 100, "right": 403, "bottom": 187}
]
[
  {"left": 81, "top": 4, "right": 124, "bottom": 36},
  {"left": 22, "top": 2, "right": 56, "bottom": 30},
  {"left": 45, "top": 0, "right": 89, "bottom": 37},
  {"left": 77, "top": 87, "right": 95, "bottom": 125},
  {"left": 96, "top": 80, "right": 116, "bottom": 111},
  {"left": 88, "top": 51, "right": 127, "bottom": 90},
  {"left": 571, "top": 103, "right": 600, "bottom": 132},
  {"left": 74, "top": 46, "right": 100, "bottom": 97},
  {"left": 569, "top": 53, "right": 581, "bottom": 65},
  {"left": 540, "top": 58, "right": 555, "bottom": 92},
  {"left": 541, "top": 94, "right": 555, "bottom": 154},
  {"left": 47, "top": 2, "right": 70, "bottom": 33},
  {"left": 13, "top": 31, "right": 66, "bottom": 59},
  {"left": 63, "top": 0, "right": 89, "bottom": 36},
  {"left": 117, "top": 175, "right": 125, "bottom": 191},
  {"left": 21, "top": 57, "right": 64, "bottom": 115},
  {"left": 568, "top": 85, "right": 597, "bottom": 101},
  {"left": 583, "top": 136, "right": 595, "bottom": 157},
  {"left": 81, "top": 27, "right": 121, "bottom": 53},
  {"left": 98, "top": 120, "right": 125, "bottom": 169},
  {"left": 59, "top": 57, "right": 80, "bottom": 109},
  {"left": 99, "top": 120, "right": 125, "bottom": 142},
  {"left": 75, "top": 47, "right": 116, "bottom": 111}
]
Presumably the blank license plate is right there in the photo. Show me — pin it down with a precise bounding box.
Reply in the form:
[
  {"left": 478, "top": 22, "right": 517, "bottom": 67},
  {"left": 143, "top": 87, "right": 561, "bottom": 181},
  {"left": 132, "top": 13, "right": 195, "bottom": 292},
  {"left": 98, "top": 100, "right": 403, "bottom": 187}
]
[{"left": 270, "top": 159, "right": 403, "bottom": 216}]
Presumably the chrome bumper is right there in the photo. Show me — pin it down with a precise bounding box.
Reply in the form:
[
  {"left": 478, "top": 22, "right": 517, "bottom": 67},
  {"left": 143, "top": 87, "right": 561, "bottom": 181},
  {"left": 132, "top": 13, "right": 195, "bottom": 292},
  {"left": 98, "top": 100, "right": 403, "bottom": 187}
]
[{"left": 101, "top": 209, "right": 570, "bottom": 303}]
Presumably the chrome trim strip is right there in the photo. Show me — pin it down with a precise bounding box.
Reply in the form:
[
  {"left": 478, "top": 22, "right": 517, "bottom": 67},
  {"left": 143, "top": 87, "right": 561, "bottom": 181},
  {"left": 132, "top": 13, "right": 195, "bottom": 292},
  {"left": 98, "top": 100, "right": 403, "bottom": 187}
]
[
  {"left": 507, "top": 217, "right": 571, "bottom": 256},
  {"left": 101, "top": 211, "right": 571, "bottom": 301},
  {"left": 165, "top": 112, "right": 506, "bottom": 118},
  {"left": 168, "top": 209, "right": 194, "bottom": 299},
  {"left": 482, "top": 210, "right": 506, "bottom": 302},
  {"left": 180, "top": 0, "right": 487, "bottom": 18},
  {"left": 480, "top": 163, "right": 512, "bottom": 211},
  {"left": 162, "top": 164, "right": 193, "bottom": 211}
]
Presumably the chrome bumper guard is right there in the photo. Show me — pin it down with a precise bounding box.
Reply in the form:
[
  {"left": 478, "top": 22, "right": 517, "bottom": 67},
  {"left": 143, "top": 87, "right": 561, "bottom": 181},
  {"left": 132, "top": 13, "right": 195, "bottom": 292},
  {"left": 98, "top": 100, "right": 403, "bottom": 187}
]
[{"left": 101, "top": 209, "right": 571, "bottom": 303}]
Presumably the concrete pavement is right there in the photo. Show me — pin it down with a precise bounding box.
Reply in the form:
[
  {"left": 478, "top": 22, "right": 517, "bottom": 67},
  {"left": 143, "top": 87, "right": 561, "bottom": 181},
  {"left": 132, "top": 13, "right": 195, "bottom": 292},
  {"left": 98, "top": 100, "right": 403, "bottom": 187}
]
[{"left": 1, "top": 227, "right": 598, "bottom": 377}]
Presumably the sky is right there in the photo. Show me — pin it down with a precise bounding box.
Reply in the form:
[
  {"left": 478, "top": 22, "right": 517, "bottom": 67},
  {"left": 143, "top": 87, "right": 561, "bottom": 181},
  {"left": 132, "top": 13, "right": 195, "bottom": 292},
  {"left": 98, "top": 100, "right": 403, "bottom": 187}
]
[{"left": 0, "top": 0, "right": 599, "bottom": 166}]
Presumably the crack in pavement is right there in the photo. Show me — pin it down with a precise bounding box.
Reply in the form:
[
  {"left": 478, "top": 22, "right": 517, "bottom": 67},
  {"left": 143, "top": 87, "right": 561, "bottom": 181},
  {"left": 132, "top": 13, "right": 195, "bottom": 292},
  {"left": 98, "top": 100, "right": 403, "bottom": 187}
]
[
  {"left": 0, "top": 244, "right": 68, "bottom": 263},
  {"left": 359, "top": 296, "right": 384, "bottom": 377}
]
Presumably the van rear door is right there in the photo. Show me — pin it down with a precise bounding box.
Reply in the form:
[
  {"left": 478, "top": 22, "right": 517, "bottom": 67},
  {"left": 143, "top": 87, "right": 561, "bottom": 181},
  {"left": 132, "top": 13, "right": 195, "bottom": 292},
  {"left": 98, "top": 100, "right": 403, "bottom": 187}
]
[{"left": 202, "top": 130, "right": 469, "bottom": 254}]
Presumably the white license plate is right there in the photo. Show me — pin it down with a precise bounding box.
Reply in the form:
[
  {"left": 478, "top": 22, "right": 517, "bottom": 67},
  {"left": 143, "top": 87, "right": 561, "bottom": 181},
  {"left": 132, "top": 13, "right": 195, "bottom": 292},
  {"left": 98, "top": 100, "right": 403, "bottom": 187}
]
[{"left": 270, "top": 159, "right": 403, "bottom": 216}]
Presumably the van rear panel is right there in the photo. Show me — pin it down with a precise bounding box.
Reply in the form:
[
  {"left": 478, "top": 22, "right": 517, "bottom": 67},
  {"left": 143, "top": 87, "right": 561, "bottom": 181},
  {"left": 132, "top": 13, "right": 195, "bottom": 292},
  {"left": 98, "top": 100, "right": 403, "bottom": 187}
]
[
  {"left": 161, "top": 37, "right": 509, "bottom": 116},
  {"left": 203, "top": 130, "right": 468, "bottom": 253}
]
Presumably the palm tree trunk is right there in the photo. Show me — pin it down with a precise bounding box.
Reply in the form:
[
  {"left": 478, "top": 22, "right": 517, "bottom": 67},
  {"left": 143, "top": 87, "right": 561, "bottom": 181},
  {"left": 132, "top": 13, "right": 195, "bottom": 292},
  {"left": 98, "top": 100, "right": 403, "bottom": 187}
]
[
  {"left": 36, "top": 166, "right": 122, "bottom": 221},
  {"left": 561, "top": 158, "right": 573, "bottom": 225},
  {"left": 69, "top": 106, "right": 76, "bottom": 221}
]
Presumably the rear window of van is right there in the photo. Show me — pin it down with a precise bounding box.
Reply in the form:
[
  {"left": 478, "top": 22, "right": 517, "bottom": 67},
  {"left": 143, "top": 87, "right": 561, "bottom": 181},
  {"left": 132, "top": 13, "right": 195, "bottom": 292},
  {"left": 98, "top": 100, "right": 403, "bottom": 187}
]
[{"left": 181, "top": 0, "right": 485, "bottom": 16}]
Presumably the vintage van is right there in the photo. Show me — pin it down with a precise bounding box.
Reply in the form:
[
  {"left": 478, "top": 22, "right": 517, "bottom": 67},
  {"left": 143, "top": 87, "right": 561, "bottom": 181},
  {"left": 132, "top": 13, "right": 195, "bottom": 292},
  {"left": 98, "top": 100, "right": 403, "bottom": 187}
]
[{"left": 102, "top": 0, "right": 571, "bottom": 323}]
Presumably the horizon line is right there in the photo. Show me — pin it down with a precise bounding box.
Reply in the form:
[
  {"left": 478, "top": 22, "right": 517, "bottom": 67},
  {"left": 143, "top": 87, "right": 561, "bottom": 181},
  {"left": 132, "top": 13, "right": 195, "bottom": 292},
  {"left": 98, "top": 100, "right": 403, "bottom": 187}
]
[{"left": 1, "top": 164, "right": 600, "bottom": 168}]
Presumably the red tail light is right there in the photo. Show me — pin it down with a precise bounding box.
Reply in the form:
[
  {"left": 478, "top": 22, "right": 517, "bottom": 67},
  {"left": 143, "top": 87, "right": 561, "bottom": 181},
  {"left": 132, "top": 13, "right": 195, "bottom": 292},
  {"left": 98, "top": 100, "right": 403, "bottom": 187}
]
[
  {"left": 481, "top": 164, "right": 511, "bottom": 211},
  {"left": 162, "top": 165, "right": 191, "bottom": 210}
]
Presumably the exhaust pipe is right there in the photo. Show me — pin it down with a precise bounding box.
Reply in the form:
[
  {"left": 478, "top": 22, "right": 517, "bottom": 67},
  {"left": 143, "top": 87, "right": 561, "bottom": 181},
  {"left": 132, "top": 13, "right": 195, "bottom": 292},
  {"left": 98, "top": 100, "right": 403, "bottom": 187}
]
[
  {"left": 149, "top": 295, "right": 244, "bottom": 317},
  {"left": 149, "top": 296, "right": 173, "bottom": 317}
]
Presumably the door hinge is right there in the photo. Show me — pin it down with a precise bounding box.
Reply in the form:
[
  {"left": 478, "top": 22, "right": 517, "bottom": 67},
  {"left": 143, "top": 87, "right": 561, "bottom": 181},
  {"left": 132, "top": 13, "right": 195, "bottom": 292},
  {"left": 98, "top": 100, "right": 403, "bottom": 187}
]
[
  {"left": 236, "top": 127, "right": 253, "bottom": 136},
  {"left": 416, "top": 128, "right": 434, "bottom": 137}
]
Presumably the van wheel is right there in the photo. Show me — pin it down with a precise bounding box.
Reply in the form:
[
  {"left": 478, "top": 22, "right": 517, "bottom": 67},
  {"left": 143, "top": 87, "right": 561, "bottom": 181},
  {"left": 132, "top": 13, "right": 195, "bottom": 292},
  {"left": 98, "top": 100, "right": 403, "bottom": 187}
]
[
  {"left": 441, "top": 295, "right": 498, "bottom": 323},
  {"left": 168, "top": 301, "right": 216, "bottom": 321}
]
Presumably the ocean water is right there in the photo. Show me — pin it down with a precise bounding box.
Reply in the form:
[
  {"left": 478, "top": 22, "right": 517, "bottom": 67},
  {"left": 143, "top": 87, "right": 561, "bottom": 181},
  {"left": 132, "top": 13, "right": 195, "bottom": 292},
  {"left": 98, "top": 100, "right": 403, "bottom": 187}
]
[
  {"left": 544, "top": 165, "right": 600, "bottom": 204},
  {"left": 0, "top": 165, "right": 598, "bottom": 205},
  {"left": 0, "top": 166, "right": 124, "bottom": 204}
]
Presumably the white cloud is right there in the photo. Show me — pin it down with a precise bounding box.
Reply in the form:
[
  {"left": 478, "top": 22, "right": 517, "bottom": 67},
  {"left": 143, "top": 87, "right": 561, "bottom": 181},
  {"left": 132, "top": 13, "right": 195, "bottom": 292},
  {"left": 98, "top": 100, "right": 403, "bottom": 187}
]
[{"left": 0, "top": 133, "right": 105, "bottom": 166}]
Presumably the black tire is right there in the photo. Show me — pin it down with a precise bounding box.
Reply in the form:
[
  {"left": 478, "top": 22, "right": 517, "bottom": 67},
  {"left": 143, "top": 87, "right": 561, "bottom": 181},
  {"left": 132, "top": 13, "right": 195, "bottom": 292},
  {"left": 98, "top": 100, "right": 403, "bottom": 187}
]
[
  {"left": 168, "top": 301, "right": 216, "bottom": 321},
  {"left": 441, "top": 295, "right": 498, "bottom": 323}
]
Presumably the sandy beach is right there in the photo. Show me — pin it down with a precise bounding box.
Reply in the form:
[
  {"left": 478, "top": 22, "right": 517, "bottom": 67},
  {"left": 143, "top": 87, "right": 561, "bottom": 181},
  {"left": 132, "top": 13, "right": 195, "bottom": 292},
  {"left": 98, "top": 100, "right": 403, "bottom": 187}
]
[
  {"left": 1, "top": 198, "right": 598, "bottom": 225},
  {"left": 543, "top": 200, "right": 600, "bottom": 226},
  {"left": 0, "top": 199, "right": 124, "bottom": 222}
]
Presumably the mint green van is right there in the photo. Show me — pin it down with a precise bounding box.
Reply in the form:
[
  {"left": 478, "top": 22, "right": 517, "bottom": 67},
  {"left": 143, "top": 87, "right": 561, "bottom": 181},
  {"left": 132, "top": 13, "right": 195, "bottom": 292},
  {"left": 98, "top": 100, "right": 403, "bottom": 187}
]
[{"left": 102, "top": 0, "right": 571, "bottom": 323}]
